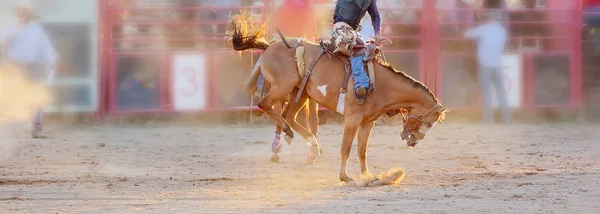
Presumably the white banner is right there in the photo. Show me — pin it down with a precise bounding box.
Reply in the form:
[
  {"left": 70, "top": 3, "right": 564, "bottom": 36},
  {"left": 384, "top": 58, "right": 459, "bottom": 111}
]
[
  {"left": 492, "top": 54, "right": 522, "bottom": 108},
  {"left": 172, "top": 54, "right": 207, "bottom": 111}
]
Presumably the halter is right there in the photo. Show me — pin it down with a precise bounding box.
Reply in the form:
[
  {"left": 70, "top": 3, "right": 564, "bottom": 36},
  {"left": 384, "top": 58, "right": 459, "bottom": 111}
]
[{"left": 401, "top": 103, "right": 442, "bottom": 140}]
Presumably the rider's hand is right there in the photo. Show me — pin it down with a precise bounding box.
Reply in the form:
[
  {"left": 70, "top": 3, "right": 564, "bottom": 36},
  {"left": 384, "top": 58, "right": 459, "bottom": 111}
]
[{"left": 373, "top": 34, "right": 383, "bottom": 41}]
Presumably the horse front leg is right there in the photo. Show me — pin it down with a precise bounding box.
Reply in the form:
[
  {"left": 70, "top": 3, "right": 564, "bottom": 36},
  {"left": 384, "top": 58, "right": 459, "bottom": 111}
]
[
  {"left": 339, "top": 115, "right": 360, "bottom": 183},
  {"left": 357, "top": 121, "right": 376, "bottom": 175},
  {"left": 308, "top": 99, "right": 319, "bottom": 141}
]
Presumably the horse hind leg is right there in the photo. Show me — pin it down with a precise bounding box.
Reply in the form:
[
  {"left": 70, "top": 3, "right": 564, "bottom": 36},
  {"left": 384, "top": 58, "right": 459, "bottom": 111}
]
[
  {"left": 282, "top": 88, "right": 322, "bottom": 163},
  {"left": 257, "top": 91, "right": 293, "bottom": 144},
  {"left": 308, "top": 99, "right": 319, "bottom": 141},
  {"left": 270, "top": 101, "right": 284, "bottom": 163}
]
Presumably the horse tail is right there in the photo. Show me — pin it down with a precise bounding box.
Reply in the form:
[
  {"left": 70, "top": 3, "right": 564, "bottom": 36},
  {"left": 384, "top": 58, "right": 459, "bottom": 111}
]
[{"left": 231, "top": 13, "right": 270, "bottom": 51}]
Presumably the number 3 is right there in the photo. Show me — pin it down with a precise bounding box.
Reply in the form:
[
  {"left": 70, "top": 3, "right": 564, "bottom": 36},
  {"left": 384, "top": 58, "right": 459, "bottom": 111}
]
[{"left": 180, "top": 67, "right": 198, "bottom": 97}]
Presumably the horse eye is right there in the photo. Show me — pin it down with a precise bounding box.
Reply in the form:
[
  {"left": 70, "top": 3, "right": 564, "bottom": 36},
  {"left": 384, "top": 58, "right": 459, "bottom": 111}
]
[{"left": 425, "top": 123, "right": 432, "bottom": 128}]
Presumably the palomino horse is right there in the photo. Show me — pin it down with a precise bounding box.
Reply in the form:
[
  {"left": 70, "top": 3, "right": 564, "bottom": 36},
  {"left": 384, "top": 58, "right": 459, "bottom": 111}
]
[{"left": 230, "top": 16, "right": 449, "bottom": 183}]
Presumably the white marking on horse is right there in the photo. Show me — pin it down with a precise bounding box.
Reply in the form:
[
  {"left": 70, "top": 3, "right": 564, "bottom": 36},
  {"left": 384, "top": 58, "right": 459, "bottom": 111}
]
[{"left": 317, "top": 85, "right": 328, "bottom": 97}]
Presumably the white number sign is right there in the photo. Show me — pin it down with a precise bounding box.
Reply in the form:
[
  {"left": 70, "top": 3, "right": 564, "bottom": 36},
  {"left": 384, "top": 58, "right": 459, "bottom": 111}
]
[{"left": 172, "top": 54, "right": 207, "bottom": 111}]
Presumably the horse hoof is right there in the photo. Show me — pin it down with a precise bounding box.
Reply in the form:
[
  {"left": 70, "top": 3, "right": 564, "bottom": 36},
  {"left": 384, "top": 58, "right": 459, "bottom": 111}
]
[
  {"left": 307, "top": 152, "right": 317, "bottom": 164},
  {"left": 283, "top": 129, "right": 294, "bottom": 139},
  {"left": 271, "top": 155, "right": 280, "bottom": 163},
  {"left": 285, "top": 135, "right": 293, "bottom": 145},
  {"left": 339, "top": 176, "right": 354, "bottom": 184},
  {"left": 309, "top": 144, "right": 322, "bottom": 157}
]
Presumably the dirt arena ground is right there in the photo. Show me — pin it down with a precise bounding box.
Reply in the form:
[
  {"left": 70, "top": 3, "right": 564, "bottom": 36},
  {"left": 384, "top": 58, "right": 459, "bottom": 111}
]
[{"left": 1, "top": 120, "right": 599, "bottom": 214}]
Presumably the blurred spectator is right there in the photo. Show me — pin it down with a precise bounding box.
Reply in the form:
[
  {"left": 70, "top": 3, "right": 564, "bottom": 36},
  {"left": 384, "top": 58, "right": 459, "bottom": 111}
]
[
  {"left": 0, "top": 0, "right": 57, "bottom": 138},
  {"left": 117, "top": 56, "right": 159, "bottom": 110},
  {"left": 454, "top": 0, "right": 476, "bottom": 31},
  {"left": 464, "top": 10, "right": 511, "bottom": 124},
  {"left": 385, "top": 0, "right": 420, "bottom": 50},
  {"left": 273, "top": 0, "right": 316, "bottom": 38},
  {"left": 482, "top": 0, "right": 507, "bottom": 9},
  {"left": 509, "top": 0, "right": 548, "bottom": 52},
  {"left": 257, "top": 0, "right": 316, "bottom": 94},
  {"left": 584, "top": 0, "right": 600, "bottom": 23},
  {"left": 201, "top": 0, "right": 239, "bottom": 38},
  {"left": 584, "top": 0, "right": 600, "bottom": 51},
  {"left": 478, "top": 0, "right": 508, "bottom": 23},
  {"left": 165, "top": 0, "right": 201, "bottom": 49}
]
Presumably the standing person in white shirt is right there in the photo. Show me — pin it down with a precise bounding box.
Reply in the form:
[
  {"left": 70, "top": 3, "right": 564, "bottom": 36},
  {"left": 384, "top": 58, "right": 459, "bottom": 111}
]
[
  {"left": 0, "top": 0, "right": 57, "bottom": 138},
  {"left": 464, "top": 10, "right": 510, "bottom": 124}
]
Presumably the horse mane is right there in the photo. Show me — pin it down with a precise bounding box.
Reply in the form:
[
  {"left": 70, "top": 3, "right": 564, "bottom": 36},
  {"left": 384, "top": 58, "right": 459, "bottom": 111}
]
[{"left": 374, "top": 58, "right": 439, "bottom": 103}]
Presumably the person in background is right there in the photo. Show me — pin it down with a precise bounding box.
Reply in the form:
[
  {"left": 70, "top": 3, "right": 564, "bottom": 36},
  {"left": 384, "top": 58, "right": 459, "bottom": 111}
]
[
  {"left": 464, "top": 10, "right": 511, "bottom": 124},
  {"left": 256, "top": 0, "right": 316, "bottom": 95},
  {"left": 0, "top": 0, "right": 56, "bottom": 138},
  {"left": 509, "top": 0, "right": 547, "bottom": 51},
  {"left": 585, "top": 0, "right": 600, "bottom": 25},
  {"left": 454, "top": 0, "right": 476, "bottom": 31},
  {"left": 584, "top": 0, "right": 600, "bottom": 51},
  {"left": 478, "top": 0, "right": 508, "bottom": 25},
  {"left": 273, "top": 0, "right": 317, "bottom": 38},
  {"left": 256, "top": 0, "right": 316, "bottom": 93}
]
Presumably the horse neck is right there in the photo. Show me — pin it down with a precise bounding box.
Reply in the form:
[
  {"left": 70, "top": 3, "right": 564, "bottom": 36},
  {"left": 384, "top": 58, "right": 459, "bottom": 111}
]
[{"left": 382, "top": 75, "right": 437, "bottom": 111}]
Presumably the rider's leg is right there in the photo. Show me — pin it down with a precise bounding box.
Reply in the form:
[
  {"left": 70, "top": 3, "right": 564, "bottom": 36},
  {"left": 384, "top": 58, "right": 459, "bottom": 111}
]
[{"left": 349, "top": 53, "right": 370, "bottom": 104}]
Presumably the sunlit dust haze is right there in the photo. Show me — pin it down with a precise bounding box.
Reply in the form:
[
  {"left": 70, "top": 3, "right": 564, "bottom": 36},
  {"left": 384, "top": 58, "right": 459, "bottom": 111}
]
[{"left": 0, "top": 62, "right": 52, "bottom": 162}]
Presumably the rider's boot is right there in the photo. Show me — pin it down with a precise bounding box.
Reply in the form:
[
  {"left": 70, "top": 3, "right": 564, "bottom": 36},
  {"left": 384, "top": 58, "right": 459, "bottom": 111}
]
[
  {"left": 355, "top": 87, "right": 367, "bottom": 105},
  {"left": 350, "top": 53, "right": 369, "bottom": 105}
]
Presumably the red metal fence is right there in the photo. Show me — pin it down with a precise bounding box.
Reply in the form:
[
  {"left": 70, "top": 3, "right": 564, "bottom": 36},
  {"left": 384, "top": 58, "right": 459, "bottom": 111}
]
[
  {"left": 434, "top": 4, "right": 581, "bottom": 111},
  {"left": 100, "top": 0, "right": 268, "bottom": 115},
  {"left": 98, "top": 0, "right": 586, "bottom": 117}
]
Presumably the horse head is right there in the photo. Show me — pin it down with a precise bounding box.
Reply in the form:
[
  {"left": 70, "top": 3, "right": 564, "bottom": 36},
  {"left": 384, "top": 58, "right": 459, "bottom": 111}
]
[{"left": 400, "top": 103, "right": 450, "bottom": 147}]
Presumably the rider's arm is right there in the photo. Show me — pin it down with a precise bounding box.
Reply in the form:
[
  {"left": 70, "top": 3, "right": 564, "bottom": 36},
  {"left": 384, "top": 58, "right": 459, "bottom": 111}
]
[{"left": 367, "top": 0, "right": 382, "bottom": 37}]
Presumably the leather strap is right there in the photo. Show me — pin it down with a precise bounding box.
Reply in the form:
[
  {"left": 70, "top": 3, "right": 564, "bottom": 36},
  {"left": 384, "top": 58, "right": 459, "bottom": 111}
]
[
  {"left": 295, "top": 48, "right": 325, "bottom": 102},
  {"left": 367, "top": 61, "right": 375, "bottom": 91},
  {"left": 337, "top": 56, "right": 351, "bottom": 94}
]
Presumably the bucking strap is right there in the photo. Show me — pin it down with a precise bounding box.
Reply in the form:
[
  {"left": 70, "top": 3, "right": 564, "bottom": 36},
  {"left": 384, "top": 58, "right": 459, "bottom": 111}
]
[{"left": 295, "top": 48, "right": 325, "bottom": 102}]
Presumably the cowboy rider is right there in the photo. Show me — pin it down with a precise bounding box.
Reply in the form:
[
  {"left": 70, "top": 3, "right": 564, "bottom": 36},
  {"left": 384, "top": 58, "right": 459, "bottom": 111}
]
[{"left": 330, "top": 0, "right": 381, "bottom": 104}]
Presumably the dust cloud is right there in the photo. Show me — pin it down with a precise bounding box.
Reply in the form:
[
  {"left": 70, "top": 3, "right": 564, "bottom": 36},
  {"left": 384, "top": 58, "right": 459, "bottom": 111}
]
[{"left": 0, "top": 62, "right": 52, "bottom": 162}]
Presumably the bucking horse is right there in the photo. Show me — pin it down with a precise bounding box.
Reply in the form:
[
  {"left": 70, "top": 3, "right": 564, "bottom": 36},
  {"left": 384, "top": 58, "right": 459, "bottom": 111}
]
[{"left": 231, "top": 14, "right": 449, "bottom": 185}]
